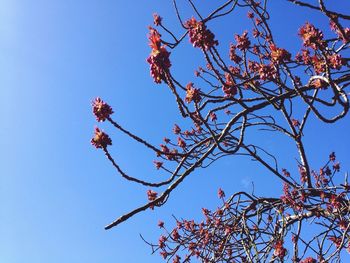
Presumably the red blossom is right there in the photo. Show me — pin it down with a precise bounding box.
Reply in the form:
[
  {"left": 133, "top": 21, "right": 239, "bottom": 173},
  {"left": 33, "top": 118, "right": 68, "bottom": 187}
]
[
  {"left": 210, "top": 112, "right": 217, "bottom": 122},
  {"left": 91, "top": 127, "right": 112, "bottom": 149},
  {"left": 292, "top": 118, "right": 300, "bottom": 127},
  {"left": 258, "top": 63, "right": 276, "bottom": 80},
  {"left": 333, "top": 162, "right": 340, "bottom": 172},
  {"left": 296, "top": 49, "right": 312, "bottom": 64},
  {"left": 255, "top": 18, "right": 262, "bottom": 25},
  {"left": 177, "top": 137, "right": 186, "bottom": 148},
  {"left": 172, "top": 255, "right": 181, "bottom": 263},
  {"left": 153, "top": 160, "right": 163, "bottom": 170},
  {"left": 299, "top": 165, "right": 308, "bottom": 184},
  {"left": 158, "top": 220, "right": 165, "bottom": 228},
  {"left": 273, "top": 240, "right": 287, "bottom": 259},
  {"left": 147, "top": 189, "right": 158, "bottom": 209},
  {"left": 158, "top": 235, "right": 167, "bottom": 249},
  {"left": 311, "top": 55, "right": 326, "bottom": 74},
  {"left": 339, "top": 219, "right": 348, "bottom": 231},
  {"left": 342, "top": 27, "right": 350, "bottom": 42},
  {"left": 235, "top": 31, "right": 250, "bottom": 50},
  {"left": 299, "top": 22, "right": 326, "bottom": 49},
  {"left": 147, "top": 27, "right": 171, "bottom": 83},
  {"left": 92, "top": 97, "right": 113, "bottom": 122},
  {"left": 282, "top": 168, "right": 290, "bottom": 177},
  {"left": 247, "top": 11, "right": 254, "bottom": 19},
  {"left": 153, "top": 13, "right": 162, "bottom": 26},
  {"left": 300, "top": 257, "right": 317, "bottom": 263},
  {"left": 173, "top": 124, "right": 181, "bottom": 134},
  {"left": 311, "top": 78, "right": 328, "bottom": 89},
  {"left": 185, "top": 82, "right": 201, "bottom": 103},
  {"left": 328, "top": 54, "right": 344, "bottom": 70},
  {"left": 160, "top": 144, "right": 170, "bottom": 154},
  {"left": 172, "top": 228, "right": 180, "bottom": 240},
  {"left": 147, "top": 189, "right": 158, "bottom": 201},
  {"left": 222, "top": 72, "right": 237, "bottom": 97},
  {"left": 328, "top": 236, "right": 342, "bottom": 248},
  {"left": 185, "top": 17, "right": 218, "bottom": 50},
  {"left": 218, "top": 188, "right": 225, "bottom": 199},
  {"left": 269, "top": 44, "right": 291, "bottom": 63},
  {"left": 229, "top": 44, "right": 242, "bottom": 63}
]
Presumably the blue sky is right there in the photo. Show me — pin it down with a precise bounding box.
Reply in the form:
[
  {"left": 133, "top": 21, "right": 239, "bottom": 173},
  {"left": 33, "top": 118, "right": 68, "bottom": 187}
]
[{"left": 1, "top": 1, "right": 350, "bottom": 262}]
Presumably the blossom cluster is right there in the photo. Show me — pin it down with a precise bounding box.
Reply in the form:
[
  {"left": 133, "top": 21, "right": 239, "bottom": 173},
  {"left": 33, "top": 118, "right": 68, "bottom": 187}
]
[
  {"left": 185, "top": 18, "right": 218, "bottom": 50},
  {"left": 147, "top": 27, "right": 171, "bottom": 84},
  {"left": 91, "top": 127, "right": 112, "bottom": 149},
  {"left": 92, "top": 97, "right": 113, "bottom": 122}
]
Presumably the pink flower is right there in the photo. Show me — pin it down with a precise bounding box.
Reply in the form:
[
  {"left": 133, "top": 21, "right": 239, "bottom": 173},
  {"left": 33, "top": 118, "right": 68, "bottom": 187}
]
[
  {"left": 153, "top": 161, "right": 163, "bottom": 170},
  {"left": 273, "top": 240, "right": 287, "bottom": 259},
  {"left": 328, "top": 54, "right": 344, "bottom": 70},
  {"left": 92, "top": 97, "right": 113, "bottom": 122},
  {"left": 269, "top": 44, "right": 291, "bottom": 63},
  {"left": 157, "top": 220, "right": 164, "bottom": 228},
  {"left": 292, "top": 118, "right": 300, "bottom": 127},
  {"left": 300, "top": 257, "right": 316, "bottom": 263},
  {"left": 185, "top": 17, "right": 218, "bottom": 50},
  {"left": 173, "top": 124, "right": 181, "bottom": 134},
  {"left": 299, "top": 22, "right": 326, "bottom": 49},
  {"left": 235, "top": 31, "right": 250, "bottom": 50},
  {"left": 147, "top": 189, "right": 158, "bottom": 209},
  {"left": 185, "top": 82, "right": 201, "bottom": 103},
  {"left": 222, "top": 72, "right": 237, "bottom": 97},
  {"left": 153, "top": 13, "right": 162, "bottom": 26},
  {"left": 177, "top": 137, "right": 186, "bottom": 148},
  {"left": 218, "top": 188, "right": 225, "bottom": 199},
  {"left": 91, "top": 127, "right": 112, "bottom": 149},
  {"left": 210, "top": 112, "right": 217, "bottom": 122},
  {"left": 258, "top": 63, "right": 276, "bottom": 80},
  {"left": 147, "top": 27, "right": 171, "bottom": 83},
  {"left": 229, "top": 44, "right": 242, "bottom": 63}
]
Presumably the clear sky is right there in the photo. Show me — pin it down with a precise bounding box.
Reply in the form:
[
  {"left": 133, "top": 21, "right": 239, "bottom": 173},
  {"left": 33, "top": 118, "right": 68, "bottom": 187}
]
[{"left": 1, "top": 1, "right": 350, "bottom": 262}]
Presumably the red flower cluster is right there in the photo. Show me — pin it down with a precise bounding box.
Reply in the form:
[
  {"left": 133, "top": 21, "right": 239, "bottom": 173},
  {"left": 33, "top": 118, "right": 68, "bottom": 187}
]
[
  {"left": 330, "top": 20, "right": 350, "bottom": 42},
  {"left": 153, "top": 160, "right": 163, "bottom": 170},
  {"left": 92, "top": 97, "right": 113, "bottom": 122},
  {"left": 296, "top": 49, "right": 311, "bottom": 64},
  {"left": 147, "top": 189, "right": 158, "bottom": 201},
  {"left": 299, "top": 22, "right": 326, "bottom": 49},
  {"left": 311, "top": 78, "right": 328, "bottom": 89},
  {"left": 300, "top": 257, "right": 317, "bottom": 263},
  {"left": 185, "top": 17, "right": 218, "bottom": 50},
  {"left": 210, "top": 112, "right": 217, "bottom": 122},
  {"left": 159, "top": 144, "right": 178, "bottom": 160},
  {"left": 218, "top": 188, "right": 225, "bottom": 198},
  {"left": 177, "top": 137, "right": 186, "bottom": 148},
  {"left": 311, "top": 55, "right": 326, "bottom": 74},
  {"left": 281, "top": 183, "right": 304, "bottom": 211},
  {"left": 258, "top": 63, "right": 276, "bottom": 80},
  {"left": 173, "top": 124, "right": 181, "bottom": 134},
  {"left": 147, "top": 27, "right": 171, "bottom": 83},
  {"left": 153, "top": 13, "right": 162, "bottom": 26},
  {"left": 269, "top": 44, "right": 291, "bottom": 64},
  {"left": 273, "top": 240, "right": 287, "bottom": 260},
  {"left": 222, "top": 72, "right": 237, "bottom": 97},
  {"left": 147, "top": 189, "right": 158, "bottom": 210},
  {"left": 185, "top": 82, "right": 201, "bottom": 103},
  {"left": 292, "top": 118, "right": 300, "bottom": 127},
  {"left": 235, "top": 31, "right": 250, "bottom": 50},
  {"left": 91, "top": 127, "right": 112, "bottom": 149},
  {"left": 229, "top": 44, "right": 242, "bottom": 63},
  {"left": 328, "top": 53, "right": 344, "bottom": 70}
]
